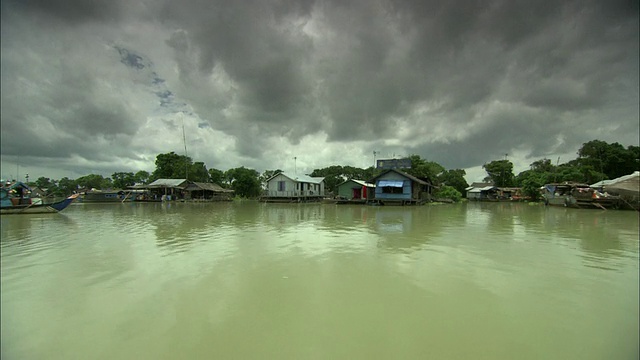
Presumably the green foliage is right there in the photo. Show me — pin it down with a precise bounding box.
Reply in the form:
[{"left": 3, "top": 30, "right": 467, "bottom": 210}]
[
  {"left": 27, "top": 139, "right": 640, "bottom": 200},
  {"left": 483, "top": 160, "right": 515, "bottom": 187},
  {"left": 56, "top": 177, "right": 77, "bottom": 196},
  {"left": 134, "top": 171, "right": 150, "bottom": 184},
  {"left": 35, "top": 176, "right": 53, "bottom": 189},
  {"left": 516, "top": 171, "right": 547, "bottom": 201},
  {"left": 76, "top": 174, "right": 110, "bottom": 190},
  {"left": 309, "top": 165, "right": 381, "bottom": 194},
  {"left": 576, "top": 140, "right": 639, "bottom": 180},
  {"left": 405, "top": 154, "right": 444, "bottom": 183},
  {"left": 434, "top": 185, "right": 462, "bottom": 202},
  {"left": 151, "top": 152, "right": 192, "bottom": 181},
  {"left": 225, "top": 167, "right": 261, "bottom": 198},
  {"left": 437, "top": 169, "right": 468, "bottom": 196},
  {"left": 208, "top": 168, "right": 226, "bottom": 186},
  {"left": 112, "top": 172, "right": 136, "bottom": 189},
  {"left": 189, "top": 162, "right": 209, "bottom": 182}
]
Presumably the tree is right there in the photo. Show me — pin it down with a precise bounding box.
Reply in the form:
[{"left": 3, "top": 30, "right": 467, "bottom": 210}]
[
  {"left": 405, "top": 154, "right": 445, "bottom": 184},
  {"left": 437, "top": 169, "right": 469, "bottom": 196},
  {"left": 516, "top": 171, "right": 547, "bottom": 201},
  {"left": 577, "top": 140, "right": 640, "bottom": 180},
  {"left": 151, "top": 152, "right": 192, "bottom": 180},
  {"left": 76, "top": 174, "right": 109, "bottom": 190},
  {"left": 35, "top": 177, "right": 53, "bottom": 189},
  {"left": 433, "top": 185, "right": 462, "bottom": 202},
  {"left": 56, "top": 177, "right": 77, "bottom": 196},
  {"left": 530, "top": 158, "right": 555, "bottom": 173},
  {"left": 189, "top": 162, "right": 210, "bottom": 182},
  {"left": 112, "top": 172, "right": 136, "bottom": 189},
  {"left": 309, "top": 166, "right": 346, "bottom": 194},
  {"left": 208, "top": 168, "right": 226, "bottom": 186},
  {"left": 483, "top": 160, "right": 515, "bottom": 187},
  {"left": 134, "top": 170, "right": 150, "bottom": 184},
  {"left": 225, "top": 167, "right": 261, "bottom": 198}
]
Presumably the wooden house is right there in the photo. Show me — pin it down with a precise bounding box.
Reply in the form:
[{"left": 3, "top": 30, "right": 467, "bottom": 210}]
[
  {"left": 369, "top": 169, "right": 432, "bottom": 205},
  {"left": 184, "top": 182, "right": 234, "bottom": 201},
  {"left": 465, "top": 182, "right": 494, "bottom": 200},
  {"left": 262, "top": 172, "right": 325, "bottom": 202},
  {"left": 335, "top": 179, "right": 375, "bottom": 203}
]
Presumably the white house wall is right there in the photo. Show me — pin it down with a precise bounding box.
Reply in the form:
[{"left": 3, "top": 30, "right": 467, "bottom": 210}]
[{"left": 266, "top": 174, "right": 325, "bottom": 197}]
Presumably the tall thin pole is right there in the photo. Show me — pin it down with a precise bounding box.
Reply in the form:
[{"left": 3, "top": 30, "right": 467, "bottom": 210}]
[
  {"left": 293, "top": 157, "right": 297, "bottom": 175},
  {"left": 182, "top": 116, "right": 188, "bottom": 180}
]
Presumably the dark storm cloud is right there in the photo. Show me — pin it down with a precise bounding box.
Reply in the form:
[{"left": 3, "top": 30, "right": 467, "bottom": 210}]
[
  {"left": 126, "top": 0, "right": 635, "bottom": 165},
  {"left": 1, "top": 0, "right": 637, "bottom": 180},
  {"left": 3, "top": 0, "right": 123, "bottom": 23}
]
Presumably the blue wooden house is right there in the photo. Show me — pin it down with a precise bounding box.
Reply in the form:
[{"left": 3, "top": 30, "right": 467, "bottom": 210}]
[{"left": 369, "top": 169, "right": 432, "bottom": 205}]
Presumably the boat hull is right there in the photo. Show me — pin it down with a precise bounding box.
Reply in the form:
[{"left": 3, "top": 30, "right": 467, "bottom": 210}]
[{"left": 0, "top": 194, "right": 79, "bottom": 215}]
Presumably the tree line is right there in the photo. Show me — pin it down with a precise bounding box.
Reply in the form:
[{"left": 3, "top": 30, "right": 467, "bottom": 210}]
[{"left": 26, "top": 140, "right": 639, "bottom": 200}]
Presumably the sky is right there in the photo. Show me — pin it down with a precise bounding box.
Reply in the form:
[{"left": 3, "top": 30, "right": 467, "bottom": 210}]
[{"left": 1, "top": 0, "right": 638, "bottom": 184}]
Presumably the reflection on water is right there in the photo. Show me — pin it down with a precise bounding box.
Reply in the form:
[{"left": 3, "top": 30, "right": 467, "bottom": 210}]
[{"left": 1, "top": 202, "right": 638, "bottom": 359}]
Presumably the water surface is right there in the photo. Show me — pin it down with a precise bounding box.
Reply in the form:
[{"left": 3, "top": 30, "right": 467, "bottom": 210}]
[{"left": 1, "top": 202, "right": 638, "bottom": 359}]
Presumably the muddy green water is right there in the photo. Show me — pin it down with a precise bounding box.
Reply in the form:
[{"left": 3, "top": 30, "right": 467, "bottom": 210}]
[{"left": 1, "top": 201, "right": 638, "bottom": 359}]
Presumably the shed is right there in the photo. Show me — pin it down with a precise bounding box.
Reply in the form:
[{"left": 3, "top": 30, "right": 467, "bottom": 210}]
[
  {"left": 336, "top": 179, "right": 375, "bottom": 200},
  {"left": 145, "top": 178, "right": 189, "bottom": 200},
  {"left": 466, "top": 182, "right": 494, "bottom": 200}
]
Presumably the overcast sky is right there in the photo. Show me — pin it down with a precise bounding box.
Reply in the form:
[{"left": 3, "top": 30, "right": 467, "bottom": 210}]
[{"left": 1, "top": 0, "right": 638, "bottom": 183}]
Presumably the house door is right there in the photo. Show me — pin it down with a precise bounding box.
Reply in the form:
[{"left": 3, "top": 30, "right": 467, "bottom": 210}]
[{"left": 352, "top": 188, "right": 361, "bottom": 199}]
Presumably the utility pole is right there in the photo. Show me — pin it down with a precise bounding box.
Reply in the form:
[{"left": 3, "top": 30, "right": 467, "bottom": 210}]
[
  {"left": 293, "top": 157, "right": 297, "bottom": 175},
  {"left": 182, "top": 115, "right": 189, "bottom": 180},
  {"left": 373, "top": 151, "right": 378, "bottom": 168}
]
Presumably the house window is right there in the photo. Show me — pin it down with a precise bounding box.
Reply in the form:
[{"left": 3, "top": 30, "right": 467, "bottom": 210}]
[
  {"left": 278, "top": 181, "right": 286, "bottom": 192},
  {"left": 379, "top": 180, "right": 404, "bottom": 194},
  {"left": 382, "top": 186, "right": 404, "bottom": 194}
]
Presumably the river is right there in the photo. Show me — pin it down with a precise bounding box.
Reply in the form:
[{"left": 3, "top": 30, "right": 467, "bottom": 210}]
[{"left": 1, "top": 201, "right": 638, "bottom": 359}]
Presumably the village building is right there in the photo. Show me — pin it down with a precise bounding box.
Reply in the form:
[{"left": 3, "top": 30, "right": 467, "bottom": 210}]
[
  {"left": 262, "top": 172, "right": 325, "bottom": 202},
  {"left": 465, "top": 182, "right": 495, "bottom": 200},
  {"left": 335, "top": 179, "right": 376, "bottom": 203},
  {"left": 369, "top": 169, "right": 432, "bottom": 205},
  {"left": 184, "top": 182, "right": 234, "bottom": 201}
]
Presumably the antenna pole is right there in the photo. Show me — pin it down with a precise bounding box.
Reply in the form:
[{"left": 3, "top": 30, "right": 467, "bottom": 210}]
[{"left": 182, "top": 116, "right": 189, "bottom": 180}]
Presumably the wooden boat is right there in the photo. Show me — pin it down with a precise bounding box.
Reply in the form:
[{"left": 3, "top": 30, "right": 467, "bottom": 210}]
[
  {"left": 1, "top": 182, "right": 79, "bottom": 214},
  {"left": 542, "top": 182, "right": 621, "bottom": 209},
  {"left": 81, "top": 190, "right": 129, "bottom": 202}
]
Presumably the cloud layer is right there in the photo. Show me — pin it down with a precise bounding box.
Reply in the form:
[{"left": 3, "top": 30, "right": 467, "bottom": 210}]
[{"left": 1, "top": 0, "right": 638, "bottom": 181}]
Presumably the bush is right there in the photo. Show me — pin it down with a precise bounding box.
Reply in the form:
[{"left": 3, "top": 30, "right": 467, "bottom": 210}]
[{"left": 434, "top": 185, "right": 462, "bottom": 202}]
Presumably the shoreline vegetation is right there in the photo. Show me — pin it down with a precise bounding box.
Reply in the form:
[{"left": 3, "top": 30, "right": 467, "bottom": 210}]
[{"left": 8, "top": 139, "right": 638, "bottom": 204}]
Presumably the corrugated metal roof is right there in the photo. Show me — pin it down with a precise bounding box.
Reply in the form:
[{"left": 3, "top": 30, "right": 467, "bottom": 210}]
[
  {"left": 187, "top": 182, "right": 234, "bottom": 193},
  {"left": 370, "top": 169, "right": 430, "bottom": 185},
  {"left": 147, "top": 179, "right": 188, "bottom": 188},
  {"left": 350, "top": 179, "right": 375, "bottom": 187},
  {"left": 591, "top": 171, "right": 639, "bottom": 188},
  {"left": 278, "top": 172, "right": 325, "bottom": 184},
  {"left": 338, "top": 179, "right": 375, "bottom": 188}
]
